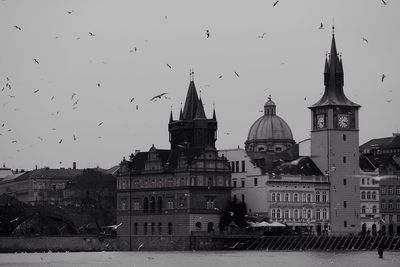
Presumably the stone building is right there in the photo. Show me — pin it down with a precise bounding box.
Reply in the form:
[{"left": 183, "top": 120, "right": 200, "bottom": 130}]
[{"left": 116, "top": 76, "right": 231, "bottom": 250}]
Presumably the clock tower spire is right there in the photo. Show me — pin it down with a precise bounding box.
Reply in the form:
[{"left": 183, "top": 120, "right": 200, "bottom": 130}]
[{"left": 309, "top": 30, "right": 361, "bottom": 235}]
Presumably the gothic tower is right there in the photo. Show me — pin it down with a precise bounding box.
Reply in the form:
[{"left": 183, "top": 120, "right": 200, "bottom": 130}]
[
  {"left": 309, "top": 29, "right": 361, "bottom": 234},
  {"left": 168, "top": 74, "right": 217, "bottom": 150}
]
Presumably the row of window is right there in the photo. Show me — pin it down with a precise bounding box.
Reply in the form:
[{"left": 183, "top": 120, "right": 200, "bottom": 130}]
[
  {"left": 361, "top": 205, "right": 378, "bottom": 214},
  {"left": 361, "top": 191, "right": 377, "bottom": 200},
  {"left": 381, "top": 214, "right": 400, "bottom": 223},
  {"left": 380, "top": 201, "right": 400, "bottom": 210},
  {"left": 133, "top": 222, "right": 173, "bottom": 235},
  {"left": 120, "top": 196, "right": 216, "bottom": 211},
  {"left": 229, "top": 160, "right": 246, "bottom": 173},
  {"left": 118, "top": 176, "right": 229, "bottom": 189},
  {"left": 271, "top": 191, "right": 328, "bottom": 203},
  {"left": 381, "top": 186, "right": 400, "bottom": 195},
  {"left": 361, "top": 178, "right": 377, "bottom": 185},
  {"left": 270, "top": 208, "right": 329, "bottom": 220}
]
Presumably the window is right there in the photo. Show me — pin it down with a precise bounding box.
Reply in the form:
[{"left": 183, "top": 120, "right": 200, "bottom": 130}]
[
  {"left": 343, "top": 134, "right": 346, "bottom": 141},
  {"left": 144, "top": 222, "right": 148, "bottom": 235},
  {"left": 389, "top": 215, "right": 393, "bottom": 222},
  {"left": 361, "top": 206, "right": 366, "bottom": 214},
  {"left": 276, "top": 193, "right": 281, "bottom": 202},
  {"left": 372, "top": 206, "right": 377, "bottom": 213},
  {"left": 195, "top": 222, "right": 201, "bottom": 230},
  {"left": 316, "top": 209, "right": 321, "bottom": 220},
  {"left": 343, "top": 201, "right": 347, "bottom": 208},
  {"left": 157, "top": 196, "right": 163, "bottom": 212},
  {"left": 322, "top": 208, "right": 328, "bottom": 219},
  {"left": 236, "top": 161, "right": 239, "bottom": 173},
  {"left": 388, "top": 202, "right": 393, "bottom": 209},
  {"left": 134, "top": 223, "right": 138, "bottom": 235},
  {"left": 293, "top": 193, "right": 298, "bottom": 202},
  {"left": 241, "top": 180, "right": 245, "bottom": 188},
  {"left": 343, "top": 179, "right": 347, "bottom": 186},
  {"left": 302, "top": 193, "right": 306, "bottom": 202},
  {"left": 361, "top": 191, "right": 366, "bottom": 199},
  {"left": 294, "top": 209, "right": 299, "bottom": 219},
  {"left": 133, "top": 201, "right": 139, "bottom": 211},
  {"left": 150, "top": 196, "right": 156, "bottom": 213},
  {"left": 151, "top": 222, "right": 155, "bottom": 235},
  {"left": 396, "top": 187, "right": 400, "bottom": 195},
  {"left": 316, "top": 192, "right": 321, "bottom": 202},
  {"left": 233, "top": 180, "right": 237, "bottom": 188},
  {"left": 381, "top": 202, "right": 386, "bottom": 209},
  {"left": 307, "top": 209, "right": 312, "bottom": 219},
  {"left": 241, "top": 160, "right": 245, "bottom": 172},
  {"left": 143, "top": 197, "right": 149, "bottom": 212},
  {"left": 208, "top": 177, "right": 213, "bottom": 187},
  {"left": 372, "top": 191, "right": 377, "bottom": 200},
  {"left": 121, "top": 199, "right": 127, "bottom": 210},
  {"left": 231, "top": 162, "right": 235, "bottom": 172},
  {"left": 168, "top": 222, "right": 173, "bottom": 235},
  {"left": 322, "top": 191, "right": 327, "bottom": 202},
  {"left": 343, "top": 156, "right": 346, "bottom": 163},
  {"left": 158, "top": 222, "right": 162, "bottom": 234},
  {"left": 344, "top": 221, "right": 347, "bottom": 228},
  {"left": 397, "top": 215, "right": 400, "bottom": 222},
  {"left": 397, "top": 201, "right": 400, "bottom": 210},
  {"left": 254, "top": 178, "right": 258, "bottom": 187},
  {"left": 272, "top": 209, "right": 276, "bottom": 219},
  {"left": 284, "top": 193, "right": 289, "bottom": 202},
  {"left": 381, "top": 187, "right": 386, "bottom": 195},
  {"left": 367, "top": 191, "right": 371, "bottom": 200},
  {"left": 206, "top": 199, "right": 215, "bottom": 209},
  {"left": 361, "top": 178, "right": 365, "bottom": 185},
  {"left": 167, "top": 200, "right": 174, "bottom": 209},
  {"left": 388, "top": 187, "right": 394, "bottom": 195},
  {"left": 272, "top": 193, "right": 276, "bottom": 201},
  {"left": 284, "top": 209, "right": 290, "bottom": 219},
  {"left": 241, "top": 194, "right": 245, "bottom": 203},
  {"left": 307, "top": 193, "right": 311, "bottom": 202},
  {"left": 276, "top": 209, "right": 281, "bottom": 219}
]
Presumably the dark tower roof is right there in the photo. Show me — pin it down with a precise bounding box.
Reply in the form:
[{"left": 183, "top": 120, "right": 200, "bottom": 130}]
[
  {"left": 194, "top": 97, "right": 206, "bottom": 119},
  {"left": 182, "top": 81, "right": 199, "bottom": 120},
  {"left": 310, "top": 31, "right": 360, "bottom": 108}
]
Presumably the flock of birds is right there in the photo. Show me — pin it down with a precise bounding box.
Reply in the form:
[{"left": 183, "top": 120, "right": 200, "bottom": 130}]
[{"left": 0, "top": 0, "right": 395, "bottom": 167}]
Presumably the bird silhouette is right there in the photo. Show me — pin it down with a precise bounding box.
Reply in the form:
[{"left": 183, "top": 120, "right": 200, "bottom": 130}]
[
  {"left": 319, "top": 23, "right": 324, "bottom": 29},
  {"left": 166, "top": 63, "right": 172, "bottom": 69},
  {"left": 234, "top": 71, "right": 239, "bottom": 77},
  {"left": 136, "top": 105, "right": 139, "bottom": 110},
  {"left": 97, "top": 83, "right": 100, "bottom": 87},
  {"left": 273, "top": 0, "right": 279, "bottom": 7},
  {"left": 1, "top": 124, "right": 4, "bottom": 127},
  {"left": 382, "top": 0, "right": 388, "bottom": 5},
  {"left": 14, "top": 25, "right": 22, "bottom": 30},
  {"left": 59, "top": 139, "right": 63, "bottom": 144},
  {"left": 98, "top": 122, "right": 103, "bottom": 126},
  {"left": 67, "top": 10, "right": 74, "bottom": 14},
  {"left": 257, "top": 32, "right": 266, "bottom": 38},
  {"left": 11, "top": 140, "right": 17, "bottom": 143},
  {"left": 381, "top": 74, "right": 386, "bottom": 82},
  {"left": 205, "top": 30, "right": 210, "bottom": 38},
  {"left": 150, "top": 93, "right": 168, "bottom": 101},
  {"left": 130, "top": 97, "right": 135, "bottom": 102},
  {"left": 51, "top": 96, "right": 55, "bottom": 100},
  {"left": 218, "top": 75, "right": 223, "bottom": 79},
  {"left": 362, "top": 37, "right": 368, "bottom": 44},
  {"left": 73, "top": 135, "right": 77, "bottom": 141},
  {"left": 34, "top": 58, "right": 40, "bottom": 64},
  {"left": 33, "top": 89, "right": 39, "bottom": 93},
  {"left": 89, "top": 32, "right": 95, "bottom": 36}
]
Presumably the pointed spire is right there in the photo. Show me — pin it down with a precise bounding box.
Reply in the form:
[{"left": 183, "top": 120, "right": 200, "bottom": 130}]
[
  {"left": 169, "top": 106, "right": 173, "bottom": 122},
  {"left": 212, "top": 102, "right": 217, "bottom": 121},
  {"left": 194, "top": 96, "right": 206, "bottom": 119},
  {"left": 179, "top": 103, "right": 183, "bottom": 120}
]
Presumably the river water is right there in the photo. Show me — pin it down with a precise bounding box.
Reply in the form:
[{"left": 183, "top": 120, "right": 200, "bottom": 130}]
[{"left": 0, "top": 251, "right": 399, "bottom": 267}]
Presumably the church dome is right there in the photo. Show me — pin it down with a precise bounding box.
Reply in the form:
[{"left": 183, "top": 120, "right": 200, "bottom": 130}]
[{"left": 245, "top": 97, "right": 295, "bottom": 153}]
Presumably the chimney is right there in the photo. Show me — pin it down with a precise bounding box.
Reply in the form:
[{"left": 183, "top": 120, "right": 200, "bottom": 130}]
[
  {"left": 35, "top": 165, "right": 38, "bottom": 170},
  {"left": 73, "top": 162, "right": 76, "bottom": 170}
]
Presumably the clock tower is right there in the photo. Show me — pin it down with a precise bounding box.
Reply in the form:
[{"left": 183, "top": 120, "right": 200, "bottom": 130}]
[{"left": 309, "top": 29, "right": 361, "bottom": 234}]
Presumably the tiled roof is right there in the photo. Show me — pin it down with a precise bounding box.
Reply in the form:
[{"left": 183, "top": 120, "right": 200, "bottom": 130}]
[{"left": 360, "top": 135, "right": 400, "bottom": 150}]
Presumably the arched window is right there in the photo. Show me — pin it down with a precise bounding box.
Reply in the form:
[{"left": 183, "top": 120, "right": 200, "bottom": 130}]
[
  {"left": 168, "top": 222, "right": 173, "bottom": 235},
  {"left": 307, "top": 209, "right": 312, "bottom": 219},
  {"left": 316, "top": 209, "right": 321, "bottom": 220},
  {"left": 272, "top": 193, "right": 276, "bottom": 201},
  {"left": 143, "top": 197, "right": 149, "bottom": 213},
  {"left": 158, "top": 222, "right": 162, "bottom": 235},
  {"left": 293, "top": 193, "right": 298, "bottom": 202},
  {"left": 302, "top": 193, "right": 306, "bottom": 202},
  {"left": 144, "top": 222, "right": 148, "bottom": 235},
  {"left": 316, "top": 191, "right": 321, "bottom": 202},
  {"left": 372, "top": 205, "right": 377, "bottom": 214},
  {"left": 272, "top": 209, "right": 276, "bottom": 219},
  {"left": 322, "top": 208, "right": 327, "bottom": 219},
  {"left": 361, "top": 191, "right": 366, "bottom": 199},
  {"left": 276, "top": 209, "right": 281, "bottom": 219},
  {"left": 307, "top": 193, "right": 312, "bottom": 203},
  {"left": 367, "top": 191, "right": 371, "bottom": 200},
  {"left": 276, "top": 193, "right": 281, "bottom": 202},
  {"left": 322, "top": 191, "right": 327, "bottom": 202},
  {"left": 207, "top": 222, "right": 214, "bottom": 233},
  {"left": 150, "top": 196, "right": 156, "bottom": 213},
  {"left": 157, "top": 196, "right": 163, "bottom": 213},
  {"left": 284, "top": 193, "right": 290, "bottom": 202},
  {"left": 361, "top": 206, "right": 366, "bottom": 214},
  {"left": 134, "top": 223, "right": 138, "bottom": 235},
  {"left": 294, "top": 209, "right": 298, "bottom": 219},
  {"left": 208, "top": 177, "right": 213, "bottom": 187},
  {"left": 151, "top": 222, "right": 155, "bottom": 235},
  {"left": 195, "top": 222, "right": 202, "bottom": 230},
  {"left": 372, "top": 191, "right": 377, "bottom": 200},
  {"left": 284, "top": 209, "right": 290, "bottom": 219}
]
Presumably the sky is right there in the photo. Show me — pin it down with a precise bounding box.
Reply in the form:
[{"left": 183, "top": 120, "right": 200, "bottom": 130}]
[{"left": 0, "top": 0, "right": 399, "bottom": 170}]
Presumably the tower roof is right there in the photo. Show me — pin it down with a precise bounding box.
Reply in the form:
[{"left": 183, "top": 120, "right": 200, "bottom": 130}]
[
  {"left": 310, "top": 32, "right": 360, "bottom": 109},
  {"left": 194, "top": 97, "right": 206, "bottom": 119},
  {"left": 182, "top": 81, "right": 199, "bottom": 120}
]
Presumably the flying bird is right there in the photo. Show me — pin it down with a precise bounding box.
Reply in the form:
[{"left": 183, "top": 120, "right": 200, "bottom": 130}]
[
  {"left": 14, "top": 25, "right": 21, "bottom": 30},
  {"left": 136, "top": 105, "right": 139, "bottom": 110},
  {"left": 34, "top": 58, "right": 40, "bottom": 64},
  {"left": 273, "top": 0, "right": 279, "bottom": 7},
  {"left": 362, "top": 37, "right": 368, "bottom": 44},
  {"left": 257, "top": 32, "right": 266, "bottom": 38},
  {"left": 319, "top": 23, "right": 324, "bottom": 29},
  {"left": 234, "top": 71, "right": 239, "bottom": 77},
  {"left": 33, "top": 89, "right": 39, "bottom": 93},
  {"left": 205, "top": 30, "right": 210, "bottom": 38},
  {"left": 130, "top": 97, "right": 135, "bottom": 102},
  {"left": 59, "top": 138, "right": 63, "bottom": 144},
  {"left": 67, "top": 10, "right": 74, "bottom": 14},
  {"left": 166, "top": 63, "right": 172, "bottom": 69},
  {"left": 97, "top": 83, "right": 101, "bottom": 87},
  {"left": 51, "top": 96, "right": 55, "bottom": 100},
  {"left": 89, "top": 32, "right": 95, "bottom": 36},
  {"left": 11, "top": 140, "right": 17, "bottom": 143},
  {"left": 382, "top": 0, "right": 388, "bottom": 5},
  {"left": 73, "top": 134, "right": 77, "bottom": 141},
  {"left": 98, "top": 122, "right": 103, "bottom": 126},
  {"left": 150, "top": 93, "right": 168, "bottom": 101},
  {"left": 1, "top": 124, "right": 4, "bottom": 127},
  {"left": 218, "top": 75, "right": 223, "bottom": 79},
  {"left": 381, "top": 74, "right": 386, "bottom": 82}
]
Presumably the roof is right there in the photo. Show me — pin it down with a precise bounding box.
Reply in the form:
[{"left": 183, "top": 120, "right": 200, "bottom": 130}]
[
  {"left": 247, "top": 115, "right": 294, "bottom": 142},
  {"left": 0, "top": 168, "right": 84, "bottom": 183},
  {"left": 310, "top": 34, "right": 360, "bottom": 108},
  {"left": 360, "top": 135, "right": 400, "bottom": 151},
  {"left": 182, "top": 81, "right": 200, "bottom": 120},
  {"left": 0, "top": 168, "right": 13, "bottom": 179},
  {"left": 0, "top": 172, "right": 27, "bottom": 183}
]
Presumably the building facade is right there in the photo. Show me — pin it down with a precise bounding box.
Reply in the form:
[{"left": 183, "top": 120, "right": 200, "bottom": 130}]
[
  {"left": 309, "top": 31, "right": 361, "bottom": 234},
  {"left": 359, "top": 170, "right": 380, "bottom": 235},
  {"left": 116, "top": 77, "right": 232, "bottom": 250}
]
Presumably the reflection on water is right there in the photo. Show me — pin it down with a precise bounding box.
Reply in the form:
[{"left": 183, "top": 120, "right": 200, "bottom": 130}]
[{"left": 0, "top": 251, "right": 399, "bottom": 267}]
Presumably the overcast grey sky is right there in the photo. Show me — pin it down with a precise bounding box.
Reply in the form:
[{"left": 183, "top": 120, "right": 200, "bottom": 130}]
[{"left": 1, "top": 0, "right": 399, "bottom": 170}]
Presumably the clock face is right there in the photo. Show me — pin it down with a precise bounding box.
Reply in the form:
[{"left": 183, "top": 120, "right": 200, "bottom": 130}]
[
  {"left": 317, "top": 115, "right": 325, "bottom": 129},
  {"left": 338, "top": 114, "right": 349, "bottom": 128}
]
